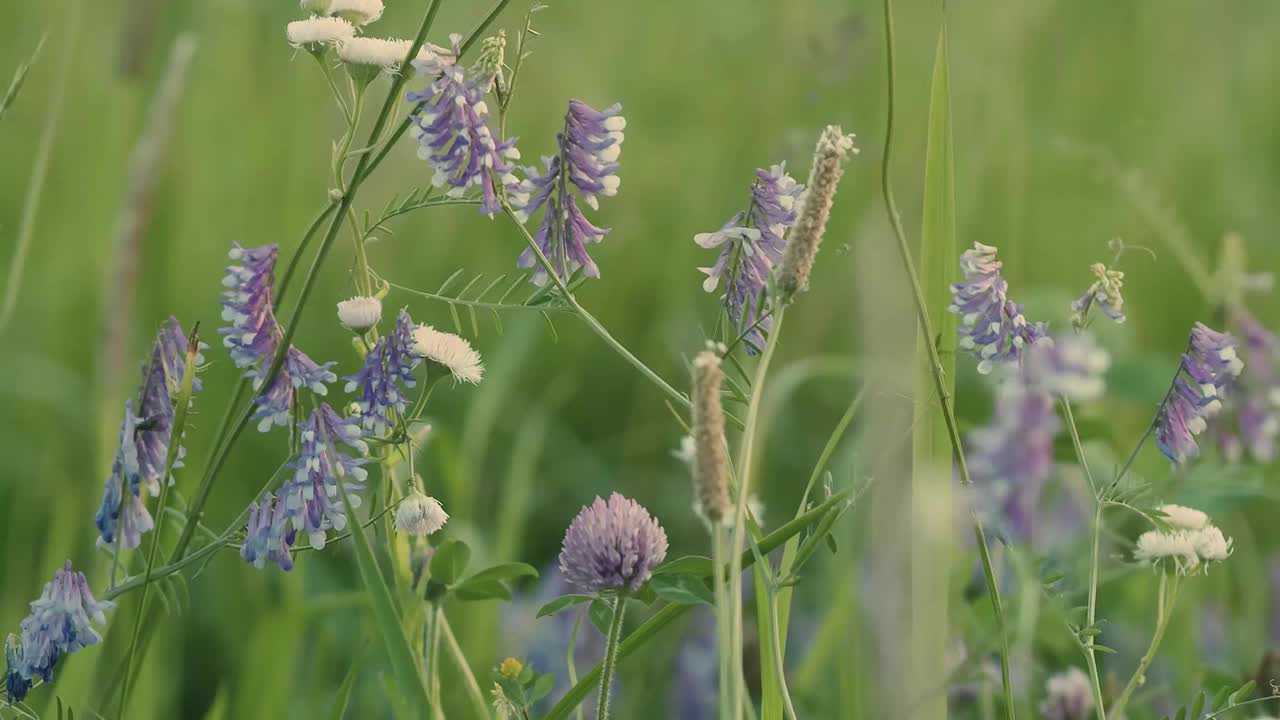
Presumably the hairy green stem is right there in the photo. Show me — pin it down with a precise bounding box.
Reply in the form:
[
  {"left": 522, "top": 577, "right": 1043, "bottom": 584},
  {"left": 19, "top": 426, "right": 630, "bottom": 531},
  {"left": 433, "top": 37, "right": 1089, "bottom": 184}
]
[
  {"left": 879, "top": 0, "right": 1015, "bottom": 714},
  {"left": 543, "top": 491, "right": 850, "bottom": 720},
  {"left": 596, "top": 596, "right": 627, "bottom": 720}
]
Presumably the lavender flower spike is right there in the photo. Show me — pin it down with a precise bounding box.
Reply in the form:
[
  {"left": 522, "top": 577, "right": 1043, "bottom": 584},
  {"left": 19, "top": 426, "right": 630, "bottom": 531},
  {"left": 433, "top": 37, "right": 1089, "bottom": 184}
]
[
  {"left": 949, "top": 242, "right": 1047, "bottom": 374},
  {"left": 136, "top": 317, "right": 204, "bottom": 495},
  {"left": 559, "top": 493, "right": 668, "bottom": 594},
  {"left": 94, "top": 402, "right": 154, "bottom": 551},
  {"left": 345, "top": 309, "right": 420, "bottom": 434},
  {"left": 241, "top": 492, "right": 296, "bottom": 572},
  {"left": 1217, "top": 310, "right": 1280, "bottom": 462},
  {"left": 4, "top": 561, "right": 115, "bottom": 701},
  {"left": 968, "top": 380, "right": 1057, "bottom": 541},
  {"left": 282, "top": 403, "right": 369, "bottom": 549},
  {"left": 408, "top": 34, "right": 520, "bottom": 217},
  {"left": 1156, "top": 322, "right": 1244, "bottom": 464},
  {"left": 511, "top": 99, "right": 626, "bottom": 286},
  {"left": 694, "top": 164, "right": 804, "bottom": 352}
]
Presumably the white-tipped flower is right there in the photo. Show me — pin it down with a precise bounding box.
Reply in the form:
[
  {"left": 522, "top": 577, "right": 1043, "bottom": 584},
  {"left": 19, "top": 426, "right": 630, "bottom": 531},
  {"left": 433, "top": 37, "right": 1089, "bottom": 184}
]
[
  {"left": 1190, "top": 525, "right": 1233, "bottom": 563},
  {"left": 412, "top": 324, "right": 484, "bottom": 384},
  {"left": 337, "top": 37, "right": 411, "bottom": 73},
  {"left": 322, "top": 0, "right": 384, "bottom": 26},
  {"left": 691, "top": 351, "right": 731, "bottom": 524},
  {"left": 1157, "top": 503, "right": 1209, "bottom": 530},
  {"left": 395, "top": 488, "right": 449, "bottom": 536},
  {"left": 777, "top": 125, "right": 859, "bottom": 297},
  {"left": 1134, "top": 529, "right": 1200, "bottom": 572},
  {"left": 336, "top": 295, "right": 382, "bottom": 331},
  {"left": 286, "top": 17, "right": 355, "bottom": 49}
]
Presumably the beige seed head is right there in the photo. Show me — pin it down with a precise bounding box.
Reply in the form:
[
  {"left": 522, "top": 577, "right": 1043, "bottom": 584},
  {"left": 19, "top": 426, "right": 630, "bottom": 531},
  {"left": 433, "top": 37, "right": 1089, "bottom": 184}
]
[
  {"left": 691, "top": 351, "right": 731, "bottom": 524},
  {"left": 777, "top": 125, "right": 858, "bottom": 297}
]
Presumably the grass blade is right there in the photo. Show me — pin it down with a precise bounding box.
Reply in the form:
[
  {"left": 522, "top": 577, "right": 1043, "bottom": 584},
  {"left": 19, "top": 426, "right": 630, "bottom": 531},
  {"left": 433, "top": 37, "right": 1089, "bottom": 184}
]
[
  {"left": 0, "top": 34, "right": 46, "bottom": 123},
  {"left": 908, "top": 19, "right": 958, "bottom": 720}
]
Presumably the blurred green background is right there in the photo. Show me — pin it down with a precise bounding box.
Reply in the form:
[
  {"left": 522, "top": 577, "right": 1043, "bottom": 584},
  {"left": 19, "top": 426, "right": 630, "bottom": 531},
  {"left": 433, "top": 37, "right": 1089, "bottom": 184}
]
[{"left": 3, "top": 0, "right": 1280, "bottom": 718}]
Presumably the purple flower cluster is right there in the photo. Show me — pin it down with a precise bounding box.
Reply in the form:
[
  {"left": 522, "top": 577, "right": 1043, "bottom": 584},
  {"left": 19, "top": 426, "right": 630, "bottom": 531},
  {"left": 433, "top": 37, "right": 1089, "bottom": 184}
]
[
  {"left": 558, "top": 493, "right": 667, "bottom": 594},
  {"left": 510, "top": 99, "right": 625, "bottom": 286},
  {"left": 695, "top": 164, "right": 804, "bottom": 352},
  {"left": 1156, "top": 322, "right": 1244, "bottom": 465},
  {"left": 1216, "top": 310, "right": 1280, "bottom": 463},
  {"left": 219, "top": 243, "right": 336, "bottom": 432},
  {"left": 344, "top": 308, "right": 421, "bottom": 435},
  {"left": 4, "top": 562, "right": 114, "bottom": 702},
  {"left": 408, "top": 34, "right": 519, "bottom": 217},
  {"left": 242, "top": 492, "right": 296, "bottom": 572},
  {"left": 949, "top": 242, "right": 1047, "bottom": 374},
  {"left": 96, "top": 319, "right": 204, "bottom": 551}
]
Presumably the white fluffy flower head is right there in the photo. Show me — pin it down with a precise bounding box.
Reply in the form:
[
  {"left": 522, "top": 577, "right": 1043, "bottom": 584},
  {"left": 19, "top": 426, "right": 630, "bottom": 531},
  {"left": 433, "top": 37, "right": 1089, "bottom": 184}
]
[
  {"left": 336, "top": 295, "right": 382, "bottom": 331},
  {"left": 286, "top": 17, "right": 355, "bottom": 49},
  {"left": 337, "top": 37, "right": 411, "bottom": 72},
  {"left": 1157, "top": 503, "right": 1208, "bottom": 530},
  {"left": 321, "top": 0, "right": 384, "bottom": 26},
  {"left": 395, "top": 489, "right": 449, "bottom": 537},
  {"left": 1190, "top": 525, "right": 1232, "bottom": 563},
  {"left": 412, "top": 324, "right": 484, "bottom": 384},
  {"left": 1134, "top": 521, "right": 1233, "bottom": 574}
]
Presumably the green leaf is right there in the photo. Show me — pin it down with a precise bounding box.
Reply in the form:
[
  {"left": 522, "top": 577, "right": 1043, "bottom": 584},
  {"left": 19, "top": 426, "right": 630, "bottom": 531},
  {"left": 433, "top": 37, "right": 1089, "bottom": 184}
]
[
  {"left": 652, "top": 555, "right": 713, "bottom": 577},
  {"left": 1172, "top": 708, "right": 1185, "bottom": 720},
  {"left": 528, "top": 672, "right": 556, "bottom": 703},
  {"left": 339, "top": 480, "right": 433, "bottom": 719},
  {"left": 328, "top": 656, "right": 361, "bottom": 720},
  {"left": 463, "top": 562, "right": 539, "bottom": 585},
  {"left": 454, "top": 579, "right": 513, "bottom": 602},
  {"left": 536, "top": 594, "right": 593, "bottom": 618},
  {"left": 1210, "top": 685, "right": 1231, "bottom": 710},
  {"left": 430, "top": 539, "right": 471, "bottom": 586},
  {"left": 1228, "top": 680, "right": 1256, "bottom": 705},
  {"left": 1187, "top": 692, "right": 1205, "bottom": 720},
  {"left": 648, "top": 574, "right": 713, "bottom": 606},
  {"left": 588, "top": 599, "right": 612, "bottom": 636}
]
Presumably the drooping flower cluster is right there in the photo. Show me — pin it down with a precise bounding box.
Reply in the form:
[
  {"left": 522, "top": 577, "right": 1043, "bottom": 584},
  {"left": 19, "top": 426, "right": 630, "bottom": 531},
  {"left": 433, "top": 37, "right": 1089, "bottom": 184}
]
[
  {"left": 4, "top": 562, "right": 114, "bottom": 702},
  {"left": 969, "top": 335, "right": 1110, "bottom": 540},
  {"left": 345, "top": 309, "right": 421, "bottom": 434},
  {"left": 95, "top": 319, "right": 204, "bottom": 551},
  {"left": 1134, "top": 505, "right": 1232, "bottom": 574},
  {"left": 408, "top": 34, "right": 519, "bottom": 217},
  {"left": 281, "top": 403, "right": 370, "bottom": 551},
  {"left": 558, "top": 493, "right": 668, "bottom": 594},
  {"left": 949, "top": 242, "right": 1048, "bottom": 374},
  {"left": 1040, "top": 667, "right": 1094, "bottom": 720},
  {"left": 241, "top": 492, "right": 296, "bottom": 572},
  {"left": 1070, "top": 262, "right": 1126, "bottom": 329},
  {"left": 511, "top": 99, "right": 626, "bottom": 285},
  {"left": 694, "top": 164, "right": 804, "bottom": 351},
  {"left": 1154, "top": 322, "right": 1243, "bottom": 465},
  {"left": 1215, "top": 310, "right": 1280, "bottom": 463},
  {"left": 219, "top": 243, "right": 336, "bottom": 432}
]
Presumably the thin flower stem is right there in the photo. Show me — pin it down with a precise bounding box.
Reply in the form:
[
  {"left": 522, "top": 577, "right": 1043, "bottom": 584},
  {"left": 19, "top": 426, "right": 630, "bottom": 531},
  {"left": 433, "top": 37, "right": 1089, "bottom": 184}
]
[
  {"left": 440, "top": 613, "right": 491, "bottom": 720},
  {"left": 275, "top": 201, "right": 339, "bottom": 308},
  {"left": 880, "top": 0, "right": 1015, "bottom": 715},
  {"left": 1059, "top": 398, "right": 1108, "bottom": 720},
  {"left": 728, "top": 307, "right": 786, "bottom": 720},
  {"left": 567, "top": 611, "right": 586, "bottom": 720},
  {"left": 596, "top": 595, "right": 627, "bottom": 720},
  {"left": 1109, "top": 574, "right": 1180, "bottom": 719},
  {"left": 765, "top": 586, "right": 798, "bottom": 720},
  {"left": 712, "top": 524, "right": 732, "bottom": 720},
  {"left": 427, "top": 602, "right": 445, "bottom": 719}
]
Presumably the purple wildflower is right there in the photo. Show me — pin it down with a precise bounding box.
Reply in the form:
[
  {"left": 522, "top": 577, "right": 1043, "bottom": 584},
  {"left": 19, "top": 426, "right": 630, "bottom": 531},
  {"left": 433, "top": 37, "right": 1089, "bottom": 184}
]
[
  {"left": 220, "top": 243, "right": 336, "bottom": 432},
  {"left": 558, "top": 493, "right": 668, "bottom": 594},
  {"left": 136, "top": 317, "right": 204, "bottom": 495},
  {"left": 345, "top": 309, "right": 420, "bottom": 435},
  {"left": 1216, "top": 310, "right": 1280, "bottom": 463},
  {"left": 949, "top": 242, "right": 1047, "bottom": 374},
  {"left": 4, "top": 562, "right": 114, "bottom": 701},
  {"left": 281, "top": 403, "right": 369, "bottom": 549},
  {"left": 1156, "top": 323, "right": 1243, "bottom": 465},
  {"left": 511, "top": 99, "right": 625, "bottom": 286},
  {"left": 1069, "top": 262, "right": 1126, "bottom": 329},
  {"left": 407, "top": 34, "right": 520, "bottom": 217},
  {"left": 695, "top": 164, "right": 804, "bottom": 352},
  {"left": 241, "top": 492, "right": 296, "bottom": 572},
  {"left": 94, "top": 402, "right": 154, "bottom": 551},
  {"left": 1022, "top": 334, "right": 1111, "bottom": 401}
]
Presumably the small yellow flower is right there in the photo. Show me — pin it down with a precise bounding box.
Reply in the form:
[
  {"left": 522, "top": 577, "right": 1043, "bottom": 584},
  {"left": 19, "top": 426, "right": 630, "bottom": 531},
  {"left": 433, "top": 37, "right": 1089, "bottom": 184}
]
[{"left": 499, "top": 657, "right": 524, "bottom": 679}]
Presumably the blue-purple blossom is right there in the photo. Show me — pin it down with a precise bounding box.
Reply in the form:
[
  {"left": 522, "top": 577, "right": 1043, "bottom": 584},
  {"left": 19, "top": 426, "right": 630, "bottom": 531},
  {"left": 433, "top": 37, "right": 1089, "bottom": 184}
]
[
  {"left": 949, "top": 242, "right": 1048, "bottom": 374},
  {"left": 4, "top": 562, "right": 114, "bottom": 702},
  {"left": 1022, "top": 334, "right": 1111, "bottom": 401},
  {"left": 1070, "top": 262, "right": 1126, "bottom": 329},
  {"left": 695, "top": 164, "right": 804, "bottom": 352},
  {"left": 136, "top": 317, "right": 204, "bottom": 495},
  {"left": 1156, "top": 322, "right": 1244, "bottom": 465},
  {"left": 241, "top": 492, "right": 296, "bottom": 572},
  {"left": 1216, "top": 310, "right": 1280, "bottom": 463},
  {"left": 511, "top": 99, "right": 625, "bottom": 286},
  {"left": 219, "top": 243, "right": 336, "bottom": 432},
  {"left": 558, "top": 493, "right": 668, "bottom": 594},
  {"left": 281, "top": 403, "right": 369, "bottom": 549},
  {"left": 345, "top": 308, "right": 420, "bottom": 434},
  {"left": 408, "top": 34, "right": 519, "bottom": 217},
  {"left": 94, "top": 402, "right": 153, "bottom": 551}
]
